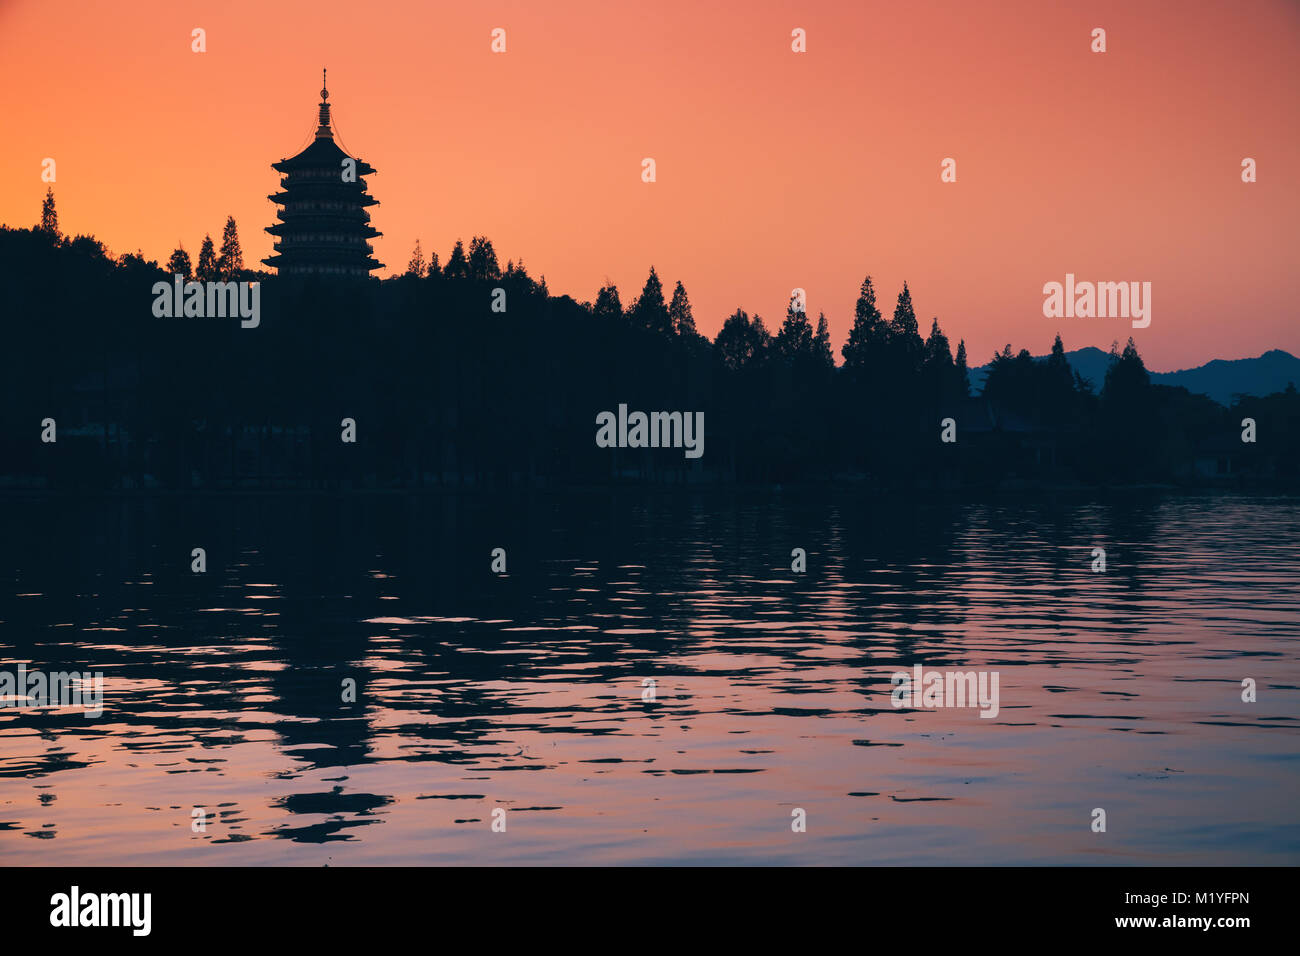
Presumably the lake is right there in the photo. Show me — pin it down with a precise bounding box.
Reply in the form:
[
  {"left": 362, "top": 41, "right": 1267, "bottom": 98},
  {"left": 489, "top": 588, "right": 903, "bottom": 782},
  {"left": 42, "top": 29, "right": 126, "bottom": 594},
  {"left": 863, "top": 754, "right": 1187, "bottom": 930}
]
[{"left": 1, "top": 490, "right": 1296, "bottom": 865}]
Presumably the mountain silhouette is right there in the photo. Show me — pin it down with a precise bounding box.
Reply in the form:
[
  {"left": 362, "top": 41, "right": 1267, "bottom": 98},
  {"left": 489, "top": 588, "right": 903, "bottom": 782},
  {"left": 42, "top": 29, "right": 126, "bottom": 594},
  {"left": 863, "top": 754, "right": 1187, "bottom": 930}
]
[{"left": 970, "top": 347, "right": 1300, "bottom": 406}]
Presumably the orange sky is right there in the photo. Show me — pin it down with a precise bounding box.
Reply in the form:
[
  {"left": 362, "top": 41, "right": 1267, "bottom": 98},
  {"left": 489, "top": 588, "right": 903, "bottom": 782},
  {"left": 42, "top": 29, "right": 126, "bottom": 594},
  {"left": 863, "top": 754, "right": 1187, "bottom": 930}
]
[{"left": 1, "top": 0, "right": 1296, "bottom": 370}]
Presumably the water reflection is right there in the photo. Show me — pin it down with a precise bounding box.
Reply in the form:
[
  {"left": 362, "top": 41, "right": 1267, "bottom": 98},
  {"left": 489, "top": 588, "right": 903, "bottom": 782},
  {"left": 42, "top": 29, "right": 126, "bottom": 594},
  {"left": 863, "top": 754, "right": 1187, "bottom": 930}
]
[{"left": 0, "top": 491, "right": 1296, "bottom": 864}]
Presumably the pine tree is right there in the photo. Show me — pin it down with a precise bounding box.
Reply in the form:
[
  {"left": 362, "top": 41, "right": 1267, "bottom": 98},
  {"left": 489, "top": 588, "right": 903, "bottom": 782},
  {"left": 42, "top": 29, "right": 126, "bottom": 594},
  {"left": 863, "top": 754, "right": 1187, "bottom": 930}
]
[
  {"left": 406, "top": 239, "right": 427, "bottom": 277},
  {"left": 715, "top": 308, "right": 768, "bottom": 370},
  {"left": 1044, "top": 333, "right": 1076, "bottom": 419},
  {"left": 1048, "top": 334, "right": 1069, "bottom": 372},
  {"left": 1103, "top": 337, "right": 1150, "bottom": 404},
  {"left": 427, "top": 251, "right": 441, "bottom": 278},
  {"left": 39, "top": 187, "right": 59, "bottom": 237},
  {"left": 216, "top": 216, "right": 243, "bottom": 279},
  {"left": 776, "top": 293, "right": 815, "bottom": 362},
  {"left": 668, "top": 280, "right": 697, "bottom": 337},
  {"left": 630, "top": 266, "right": 671, "bottom": 335},
  {"left": 923, "top": 317, "right": 952, "bottom": 370},
  {"left": 444, "top": 239, "right": 469, "bottom": 279},
  {"left": 196, "top": 235, "right": 218, "bottom": 281},
  {"left": 842, "top": 275, "right": 883, "bottom": 370},
  {"left": 468, "top": 236, "right": 500, "bottom": 280},
  {"left": 750, "top": 314, "right": 772, "bottom": 362},
  {"left": 954, "top": 339, "right": 971, "bottom": 398},
  {"left": 892, "top": 282, "right": 919, "bottom": 338},
  {"left": 814, "top": 312, "right": 834, "bottom": 369},
  {"left": 167, "top": 244, "right": 193, "bottom": 276},
  {"left": 593, "top": 283, "right": 623, "bottom": 320}
]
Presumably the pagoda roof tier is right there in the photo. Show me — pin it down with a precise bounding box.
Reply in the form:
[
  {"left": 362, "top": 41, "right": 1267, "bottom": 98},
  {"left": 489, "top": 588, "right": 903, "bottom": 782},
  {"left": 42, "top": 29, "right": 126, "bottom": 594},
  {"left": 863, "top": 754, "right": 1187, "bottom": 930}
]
[
  {"left": 267, "top": 237, "right": 380, "bottom": 252},
  {"left": 270, "top": 207, "right": 374, "bottom": 222},
  {"left": 268, "top": 212, "right": 376, "bottom": 230},
  {"left": 272, "top": 137, "right": 375, "bottom": 175},
  {"left": 262, "top": 253, "right": 384, "bottom": 270},
  {"left": 264, "top": 253, "right": 383, "bottom": 266},
  {"left": 268, "top": 189, "right": 379, "bottom": 207},
  {"left": 266, "top": 222, "right": 381, "bottom": 239}
]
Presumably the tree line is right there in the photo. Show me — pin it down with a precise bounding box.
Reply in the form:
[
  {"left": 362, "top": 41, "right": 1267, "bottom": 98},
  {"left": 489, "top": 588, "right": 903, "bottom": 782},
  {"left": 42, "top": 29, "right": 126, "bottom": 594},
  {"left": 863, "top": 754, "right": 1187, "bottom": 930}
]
[{"left": 2, "top": 192, "right": 1296, "bottom": 490}]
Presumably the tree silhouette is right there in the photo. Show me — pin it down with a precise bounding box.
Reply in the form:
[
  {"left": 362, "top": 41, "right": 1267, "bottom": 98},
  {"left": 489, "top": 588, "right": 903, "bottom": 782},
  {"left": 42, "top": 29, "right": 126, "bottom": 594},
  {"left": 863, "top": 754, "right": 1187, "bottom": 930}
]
[
  {"left": 776, "top": 293, "right": 815, "bottom": 363},
  {"left": 669, "top": 280, "right": 697, "bottom": 337},
  {"left": 39, "top": 188, "right": 59, "bottom": 237},
  {"left": 892, "top": 282, "right": 919, "bottom": 338},
  {"left": 1097, "top": 337, "right": 1156, "bottom": 479},
  {"left": 631, "top": 266, "right": 671, "bottom": 335},
  {"left": 427, "top": 251, "right": 441, "bottom": 278},
  {"left": 166, "top": 244, "right": 192, "bottom": 276},
  {"left": 507, "top": 258, "right": 532, "bottom": 284},
  {"left": 923, "top": 317, "right": 951, "bottom": 369},
  {"left": 406, "top": 239, "right": 426, "bottom": 277},
  {"left": 1042, "top": 333, "right": 1078, "bottom": 421},
  {"left": 444, "top": 239, "right": 468, "bottom": 279},
  {"left": 196, "top": 234, "right": 218, "bottom": 281},
  {"left": 468, "top": 236, "right": 501, "bottom": 281},
  {"left": 2, "top": 221, "right": 1289, "bottom": 491},
  {"left": 954, "top": 339, "right": 971, "bottom": 398},
  {"left": 889, "top": 281, "right": 924, "bottom": 377},
  {"left": 814, "top": 312, "right": 834, "bottom": 369},
  {"left": 921, "top": 316, "right": 954, "bottom": 403},
  {"left": 593, "top": 283, "right": 623, "bottom": 321},
  {"left": 842, "top": 275, "right": 883, "bottom": 372},
  {"left": 715, "top": 308, "right": 770, "bottom": 370},
  {"left": 1103, "top": 337, "right": 1151, "bottom": 406},
  {"left": 217, "top": 216, "right": 243, "bottom": 279}
]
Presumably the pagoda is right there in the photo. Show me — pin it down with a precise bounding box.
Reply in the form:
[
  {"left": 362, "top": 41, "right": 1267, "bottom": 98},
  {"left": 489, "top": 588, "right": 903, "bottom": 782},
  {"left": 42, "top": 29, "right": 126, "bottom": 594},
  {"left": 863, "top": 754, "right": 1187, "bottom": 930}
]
[{"left": 263, "top": 70, "right": 382, "bottom": 278}]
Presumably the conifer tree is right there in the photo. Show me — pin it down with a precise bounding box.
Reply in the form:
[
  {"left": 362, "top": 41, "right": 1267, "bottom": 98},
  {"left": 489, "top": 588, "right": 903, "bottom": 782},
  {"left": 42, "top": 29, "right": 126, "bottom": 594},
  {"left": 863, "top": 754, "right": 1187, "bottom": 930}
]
[
  {"left": 631, "top": 266, "right": 671, "bottom": 335},
  {"left": 216, "top": 216, "right": 243, "bottom": 279},
  {"left": 468, "top": 236, "right": 500, "bottom": 280},
  {"left": 955, "top": 339, "right": 971, "bottom": 398},
  {"left": 196, "top": 235, "right": 218, "bottom": 281},
  {"left": 39, "top": 187, "right": 59, "bottom": 237},
  {"left": 892, "top": 282, "right": 919, "bottom": 339},
  {"left": 406, "top": 239, "right": 427, "bottom": 277},
  {"left": 814, "top": 312, "right": 834, "bottom": 369},
  {"left": 776, "top": 293, "right": 815, "bottom": 362},
  {"left": 444, "top": 239, "right": 469, "bottom": 279},
  {"left": 923, "top": 317, "right": 952, "bottom": 370},
  {"left": 668, "top": 280, "right": 697, "bottom": 337},
  {"left": 842, "top": 275, "right": 883, "bottom": 370},
  {"left": 167, "top": 244, "right": 192, "bottom": 276},
  {"left": 593, "top": 283, "right": 623, "bottom": 320},
  {"left": 715, "top": 308, "right": 768, "bottom": 370},
  {"left": 890, "top": 282, "right": 924, "bottom": 373}
]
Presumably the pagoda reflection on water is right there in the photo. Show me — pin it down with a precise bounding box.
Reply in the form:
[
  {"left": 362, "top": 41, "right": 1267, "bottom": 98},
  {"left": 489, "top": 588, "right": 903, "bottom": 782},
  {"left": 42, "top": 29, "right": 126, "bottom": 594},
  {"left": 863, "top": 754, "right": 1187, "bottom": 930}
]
[{"left": 263, "top": 70, "right": 382, "bottom": 278}]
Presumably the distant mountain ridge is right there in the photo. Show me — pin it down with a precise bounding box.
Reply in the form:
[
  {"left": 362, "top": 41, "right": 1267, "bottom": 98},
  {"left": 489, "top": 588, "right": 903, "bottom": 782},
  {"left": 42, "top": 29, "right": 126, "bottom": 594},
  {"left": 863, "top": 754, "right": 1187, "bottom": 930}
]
[{"left": 968, "top": 348, "right": 1300, "bottom": 406}]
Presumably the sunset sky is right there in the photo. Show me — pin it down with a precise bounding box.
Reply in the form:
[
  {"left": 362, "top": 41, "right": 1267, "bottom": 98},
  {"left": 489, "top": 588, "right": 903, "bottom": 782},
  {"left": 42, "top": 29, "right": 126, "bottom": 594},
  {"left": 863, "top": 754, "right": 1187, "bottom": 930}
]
[{"left": 1, "top": 0, "right": 1295, "bottom": 370}]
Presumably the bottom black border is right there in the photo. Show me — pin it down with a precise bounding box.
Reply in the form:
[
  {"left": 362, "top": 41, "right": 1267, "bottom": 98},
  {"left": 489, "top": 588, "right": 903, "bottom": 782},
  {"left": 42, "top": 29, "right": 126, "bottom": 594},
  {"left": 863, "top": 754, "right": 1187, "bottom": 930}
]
[{"left": 0, "top": 866, "right": 1282, "bottom": 942}]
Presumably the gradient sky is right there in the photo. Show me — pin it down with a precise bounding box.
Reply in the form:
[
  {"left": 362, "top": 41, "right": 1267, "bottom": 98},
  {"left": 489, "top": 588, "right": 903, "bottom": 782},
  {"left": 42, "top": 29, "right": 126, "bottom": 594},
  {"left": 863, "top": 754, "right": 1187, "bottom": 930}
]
[{"left": 1, "top": 0, "right": 1296, "bottom": 370}]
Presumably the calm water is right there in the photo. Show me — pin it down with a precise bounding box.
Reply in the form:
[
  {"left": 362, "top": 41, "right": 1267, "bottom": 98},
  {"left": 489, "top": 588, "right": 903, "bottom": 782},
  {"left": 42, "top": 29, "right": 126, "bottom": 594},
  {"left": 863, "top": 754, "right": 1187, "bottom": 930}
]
[{"left": 0, "top": 491, "right": 1296, "bottom": 865}]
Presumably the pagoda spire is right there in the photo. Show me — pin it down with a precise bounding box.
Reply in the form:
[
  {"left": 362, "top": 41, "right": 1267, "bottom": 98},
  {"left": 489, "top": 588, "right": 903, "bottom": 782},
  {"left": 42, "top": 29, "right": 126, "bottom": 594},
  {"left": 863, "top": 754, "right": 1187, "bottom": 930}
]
[{"left": 315, "top": 68, "right": 332, "bottom": 141}]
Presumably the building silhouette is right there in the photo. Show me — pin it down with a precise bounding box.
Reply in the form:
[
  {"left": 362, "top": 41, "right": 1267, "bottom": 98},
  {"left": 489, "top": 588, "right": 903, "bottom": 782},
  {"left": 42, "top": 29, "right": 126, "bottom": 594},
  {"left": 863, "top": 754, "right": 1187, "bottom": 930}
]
[{"left": 264, "top": 70, "right": 382, "bottom": 277}]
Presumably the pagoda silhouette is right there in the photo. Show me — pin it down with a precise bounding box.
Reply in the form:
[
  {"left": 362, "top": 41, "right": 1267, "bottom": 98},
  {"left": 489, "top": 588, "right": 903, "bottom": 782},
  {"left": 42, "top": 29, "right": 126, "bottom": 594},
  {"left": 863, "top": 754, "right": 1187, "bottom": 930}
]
[{"left": 264, "top": 70, "right": 383, "bottom": 278}]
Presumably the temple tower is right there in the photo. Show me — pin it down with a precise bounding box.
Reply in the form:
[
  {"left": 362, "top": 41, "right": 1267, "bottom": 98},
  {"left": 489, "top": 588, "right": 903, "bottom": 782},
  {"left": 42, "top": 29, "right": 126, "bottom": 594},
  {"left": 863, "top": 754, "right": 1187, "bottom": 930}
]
[{"left": 263, "top": 70, "right": 382, "bottom": 277}]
